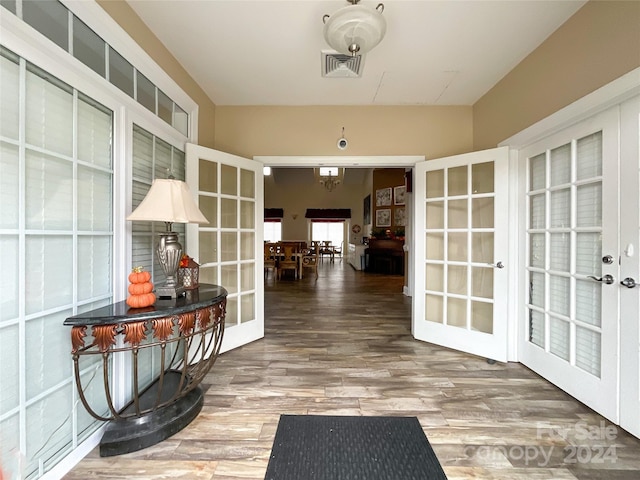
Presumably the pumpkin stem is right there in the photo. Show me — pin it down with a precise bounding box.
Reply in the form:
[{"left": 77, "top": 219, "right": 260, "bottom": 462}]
[{"left": 132, "top": 266, "right": 144, "bottom": 273}]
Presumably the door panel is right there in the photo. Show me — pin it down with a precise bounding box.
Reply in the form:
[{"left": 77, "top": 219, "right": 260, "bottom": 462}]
[
  {"left": 186, "top": 144, "right": 264, "bottom": 353},
  {"left": 413, "top": 147, "right": 509, "bottom": 362},
  {"left": 619, "top": 96, "right": 640, "bottom": 437},
  {"left": 519, "top": 108, "right": 620, "bottom": 423}
]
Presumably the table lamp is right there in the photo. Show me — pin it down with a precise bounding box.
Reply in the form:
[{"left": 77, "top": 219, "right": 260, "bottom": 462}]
[{"left": 127, "top": 178, "right": 208, "bottom": 299}]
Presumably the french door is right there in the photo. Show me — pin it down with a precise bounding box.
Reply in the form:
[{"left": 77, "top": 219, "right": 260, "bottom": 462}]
[
  {"left": 619, "top": 97, "right": 640, "bottom": 437},
  {"left": 413, "top": 147, "right": 510, "bottom": 362},
  {"left": 185, "top": 144, "right": 264, "bottom": 353},
  {"left": 519, "top": 106, "right": 625, "bottom": 423}
]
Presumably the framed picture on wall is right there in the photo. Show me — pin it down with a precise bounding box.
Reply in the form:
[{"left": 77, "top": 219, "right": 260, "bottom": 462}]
[
  {"left": 376, "top": 187, "right": 392, "bottom": 207},
  {"left": 376, "top": 209, "right": 391, "bottom": 227},
  {"left": 394, "top": 207, "right": 406, "bottom": 226},
  {"left": 394, "top": 185, "right": 406, "bottom": 205},
  {"left": 363, "top": 194, "right": 371, "bottom": 225}
]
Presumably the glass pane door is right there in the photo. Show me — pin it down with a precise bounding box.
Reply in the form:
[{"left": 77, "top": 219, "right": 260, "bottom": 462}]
[
  {"left": 413, "top": 147, "right": 509, "bottom": 362},
  {"left": 185, "top": 144, "right": 264, "bottom": 353},
  {"left": 520, "top": 108, "right": 619, "bottom": 423}
]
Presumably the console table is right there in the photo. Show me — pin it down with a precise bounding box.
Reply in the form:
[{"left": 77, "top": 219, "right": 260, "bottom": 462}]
[{"left": 64, "top": 284, "right": 227, "bottom": 456}]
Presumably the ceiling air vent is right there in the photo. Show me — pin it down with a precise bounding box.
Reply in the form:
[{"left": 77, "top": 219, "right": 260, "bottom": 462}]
[{"left": 322, "top": 51, "right": 364, "bottom": 78}]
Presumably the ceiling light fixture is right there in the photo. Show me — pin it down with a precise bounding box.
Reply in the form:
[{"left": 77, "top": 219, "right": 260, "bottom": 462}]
[
  {"left": 323, "top": 0, "right": 386, "bottom": 58},
  {"left": 319, "top": 169, "right": 341, "bottom": 192}
]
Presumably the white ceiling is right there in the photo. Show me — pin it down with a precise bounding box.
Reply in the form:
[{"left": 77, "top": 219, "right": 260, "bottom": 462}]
[{"left": 126, "top": 0, "right": 587, "bottom": 107}]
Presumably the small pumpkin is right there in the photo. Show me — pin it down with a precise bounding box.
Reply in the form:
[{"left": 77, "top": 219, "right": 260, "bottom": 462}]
[
  {"left": 126, "top": 267, "right": 155, "bottom": 308},
  {"left": 128, "top": 266, "right": 151, "bottom": 284},
  {"left": 128, "top": 282, "right": 153, "bottom": 295},
  {"left": 126, "top": 292, "right": 156, "bottom": 308}
]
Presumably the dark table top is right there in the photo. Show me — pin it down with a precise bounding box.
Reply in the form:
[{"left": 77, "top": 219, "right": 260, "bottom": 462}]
[{"left": 64, "top": 284, "right": 228, "bottom": 326}]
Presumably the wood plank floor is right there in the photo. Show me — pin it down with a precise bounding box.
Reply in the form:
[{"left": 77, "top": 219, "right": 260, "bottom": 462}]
[{"left": 64, "top": 260, "right": 640, "bottom": 479}]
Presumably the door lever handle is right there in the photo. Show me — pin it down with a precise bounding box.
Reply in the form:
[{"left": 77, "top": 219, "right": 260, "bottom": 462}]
[
  {"left": 487, "top": 261, "right": 504, "bottom": 269},
  {"left": 588, "top": 274, "right": 615, "bottom": 285},
  {"left": 620, "top": 277, "right": 637, "bottom": 288}
]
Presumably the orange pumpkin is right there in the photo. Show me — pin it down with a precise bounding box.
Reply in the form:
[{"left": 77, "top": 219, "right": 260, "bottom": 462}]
[
  {"left": 127, "top": 267, "right": 155, "bottom": 308},
  {"left": 126, "top": 292, "right": 156, "bottom": 308},
  {"left": 128, "top": 282, "right": 153, "bottom": 295},
  {"left": 128, "top": 266, "right": 151, "bottom": 284}
]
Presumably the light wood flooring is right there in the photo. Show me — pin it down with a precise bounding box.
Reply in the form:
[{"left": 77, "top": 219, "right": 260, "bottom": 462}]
[{"left": 65, "top": 260, "right": 640, "bottom": 479}]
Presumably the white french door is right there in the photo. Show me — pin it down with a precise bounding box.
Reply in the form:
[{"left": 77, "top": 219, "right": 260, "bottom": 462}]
[
  {"left": 413, "top": 147, "right": 510, "bottom": 362},
  {"left": 619, "top": 97, "right": 640, "bottom": 437},
  {"left": 519, "top": 107, "right": 622, "bottom": 423},
  {"left": 185, "top": 144, "right": 264, "bottom": 353}
]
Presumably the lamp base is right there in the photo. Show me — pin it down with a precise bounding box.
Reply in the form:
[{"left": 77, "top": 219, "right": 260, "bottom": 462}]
[{"left": 155, "top": 284, "right": 186, "bottom": 299}]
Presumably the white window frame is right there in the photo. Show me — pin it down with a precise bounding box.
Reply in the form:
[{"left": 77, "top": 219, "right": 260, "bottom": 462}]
[{"left": 1, "top": 4, "right": 198, "bottom": 478}]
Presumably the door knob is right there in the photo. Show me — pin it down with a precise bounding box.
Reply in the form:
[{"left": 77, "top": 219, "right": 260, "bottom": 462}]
[
  {"left": 602, "top": 255, "right": 614, "bottom": 265},
  {"left": 487, "top": 261, "right": 504, "bottom": 269},
  {"left": 588, "top": 274, "right": 615, "bottom": 285},
  {"left": 620, "top": 277, "right": 637, "bottom": 288}
]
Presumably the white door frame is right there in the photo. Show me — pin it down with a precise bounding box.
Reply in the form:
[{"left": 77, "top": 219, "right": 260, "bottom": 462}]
[{"left": 256, "top": 155, "right": 423, "bottom": 301}]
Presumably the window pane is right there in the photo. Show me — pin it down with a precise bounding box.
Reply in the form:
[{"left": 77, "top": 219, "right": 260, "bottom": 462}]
[
  {"left": 26, "top": 65, "right": 73, "bottom": 156},
  {"left": 23, "top": 0, "right": 69, "bottom": 51},
  {"left": 173, "top": 103, "right": 188, "bottom": 136},
  {"left": 529, "top": 153, "right": 546, "bottom": 190},
  {"left": 25, "top": 311, "right": 71, "bottom": 398},
  {"left": 448, "top": 166, "right": 467, "bottom": 196},
  {"left": 529, "top": 194, "right": 545, "bottom": 229},
  {"left": 576, "top": 327, "right": 601, "bottom": 377},
  {"left": 577, "top": 132, "right": 602, "bottom": 180},
  {"left": 549, "top": 233, "right": 570, "bottom": 272},
  {"left": 550, "top": 144, "right": 571, "bottom": 186},
  {"left": 78, "top": 95, "right": 113, "bottom": 169},
  {"left": 0, "top": 142, "right": 19, "bottom": 229},
  {"left": 157, "top": 89, "right": 173, "bottom": 124},
  {"left": 1, "top": 50, "right": 20, "bottom": 140},
  {"left": 529, "top": 309, "right": 545, "bottom": 347},
  {"left": 550, "top": 189, "right": 570, "bottom": 228},
  {"left": 549, "top": 275, "right": 570, "bottom": 316},
  {"left": 78, "top": 236, "right": 112, "bottom": 300},
  {"left": 472, "top": 162, "right": 494, "bottom": 194},
  {"left": 550, "top": 317, "right": 570, "bottom": 361},
  {"left": 25, "top": 235, "right": 73, "bottom": 314},
  {"left": 26, "top": 150, "right": 73, "bottom": 230},
  {"left": 136, "top": 71, "right": 155, "bottom": 113},
  {"left": 108, "top": 46, "right": 134, "bottom": 97},
  {"left": 78, "top": 167, "right": 112, "bottom": 231},
  {"left": 448, "top": 199, "right": 467, "bottom": 229},
  {"left": 73, "top": 15, "right": 105, "bottom": 77},
  {"left": 426, "top": 170, "right": 444, "bottom": 198},
  {"left": 576, "top": 232, "right": 601, "bottom": 276},
  {"left": 0, "top": 236, "right": 19, "bottom": 320},
  {"left": 576, "top": 182, "right": 602, "bottom": 227}
]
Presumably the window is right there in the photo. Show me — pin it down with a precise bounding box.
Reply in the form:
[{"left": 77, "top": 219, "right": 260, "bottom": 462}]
[
  {"left": 0, "top": 47, "right": 114, "bottom": 479},
  {"left": 311, "top": 221, "right": 344, "bottom": 248},
  {"left": 264, "top": 220, "right": 282, "bottom": 243}
]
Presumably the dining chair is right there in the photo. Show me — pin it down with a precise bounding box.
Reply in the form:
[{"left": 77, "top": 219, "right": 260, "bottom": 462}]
[
  {"left": 278, "top": 243, "right": 299, "bottom": 279},
  {"left": 300, "top": 244, "right": 319, "bottom": 280},
  {"left": 264, "top": 243, "right": 278, "bottom": 279},
  {"left": 319, "top": 241, "right": 334, "bottom": 262}
]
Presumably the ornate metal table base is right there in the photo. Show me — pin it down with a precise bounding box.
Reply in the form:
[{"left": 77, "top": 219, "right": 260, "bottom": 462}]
[
  {"left": 65, "top": 285, "right": 227, "bottom": 457},
  {"left": 100, "top": 372, "right": 204, "bottom": 456}
]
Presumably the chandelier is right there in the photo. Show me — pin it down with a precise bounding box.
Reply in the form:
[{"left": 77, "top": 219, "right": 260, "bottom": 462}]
[
  {"left": 323, "top": 0, "right": 387, "bottom": 57},
  {"left": 319, "top": 172, "right": 341, "bottom": 192}
]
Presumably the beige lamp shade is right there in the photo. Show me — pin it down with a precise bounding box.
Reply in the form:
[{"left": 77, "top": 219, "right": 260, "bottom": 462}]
[{"left": 127, "top": 179, "right": 208, "bottom": 224}]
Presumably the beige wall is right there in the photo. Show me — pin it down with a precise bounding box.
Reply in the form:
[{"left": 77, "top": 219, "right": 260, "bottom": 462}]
[
  {"left": 97, "top": 0, "right": 217, "bottom": 148},
  {"left": 214, "top": 106, "right": 473, "bottom": 160},
  {"left": 473, "top": 0, "right": 640, "bottom": 149}
]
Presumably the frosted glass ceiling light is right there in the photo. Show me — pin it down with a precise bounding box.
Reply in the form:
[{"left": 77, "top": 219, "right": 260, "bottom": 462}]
[{"left": 323, "top": 0, "right": 386, "bottom": 57}]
